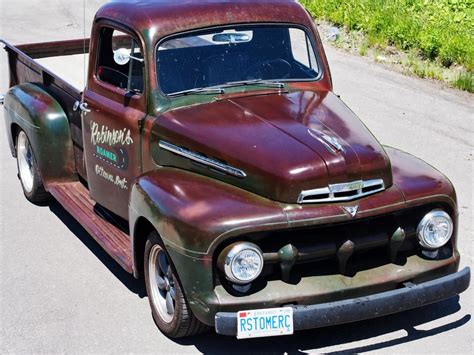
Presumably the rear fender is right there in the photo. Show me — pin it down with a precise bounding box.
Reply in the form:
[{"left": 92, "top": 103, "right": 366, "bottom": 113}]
[{"left": 3, "top": 83, "right": 77, "bottom": 186}]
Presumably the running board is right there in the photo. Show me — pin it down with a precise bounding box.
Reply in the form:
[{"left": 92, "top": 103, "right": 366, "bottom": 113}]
[{"left": 48, "top": 182, "right": 133, "bottom": 273}]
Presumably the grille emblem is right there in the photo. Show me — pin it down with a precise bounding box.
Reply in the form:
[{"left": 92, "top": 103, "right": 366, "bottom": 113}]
[
  {"left": 342, "top": 205, "right": 359, "bottom": 218},
  {"left": 298, "top": 179, "right": 385, "bottom": 204}
]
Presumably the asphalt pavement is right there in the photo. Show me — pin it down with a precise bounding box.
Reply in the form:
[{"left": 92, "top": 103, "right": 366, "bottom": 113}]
[{"left": 1, "top": 1, "right": 473, "bottom": 353}]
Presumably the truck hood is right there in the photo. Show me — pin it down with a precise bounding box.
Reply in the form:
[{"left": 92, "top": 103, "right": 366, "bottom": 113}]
[{"left": 151, "top": 90, "right": 392, "bottom": 203}]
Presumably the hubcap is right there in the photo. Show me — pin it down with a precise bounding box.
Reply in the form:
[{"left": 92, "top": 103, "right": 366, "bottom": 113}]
[
  {"left": 17, "top": 131, "right": 34, "bottom": 193},
  {"left": 148, "top": 245, "right": 176, "bottom": 323}
]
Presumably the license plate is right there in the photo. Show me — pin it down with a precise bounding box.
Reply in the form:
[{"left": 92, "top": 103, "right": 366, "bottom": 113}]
[{"left": 237, "top": 307, "right": 294, "bottom": 339}]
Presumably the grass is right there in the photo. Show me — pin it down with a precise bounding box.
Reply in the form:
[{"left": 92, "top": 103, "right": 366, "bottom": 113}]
[
  {"left": 405, "top": 49, "right": 444, "bottom": 80},
  {"left": 301, "top": 0, "right": 474, "bottom": 92},
  {"left": 359, "top": 40, "right": 369, "bottom": 56},
  {"left": 452, "top": 71, "right": 474, "bottom": 92}
]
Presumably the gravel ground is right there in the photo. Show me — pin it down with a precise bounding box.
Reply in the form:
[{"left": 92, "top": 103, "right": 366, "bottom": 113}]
[{"left": 1, "top": 1, "right": 472, "bottom": 353}]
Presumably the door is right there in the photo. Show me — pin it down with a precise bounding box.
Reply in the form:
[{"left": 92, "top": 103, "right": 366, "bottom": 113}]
[{"left": 81, "top": 25, "right": 146, "bottom": 219}]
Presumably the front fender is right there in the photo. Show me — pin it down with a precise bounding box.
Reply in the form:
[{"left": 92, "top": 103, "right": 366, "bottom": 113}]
[
  {"left": 129, "top": 167, "right": 286, "bottom": 325},
  {"left": 3, "top": 83, "right": 76, "bottom": 186},
  {"left": 129, "top": 168, "right": 287, "bottom": 258},
  {"left": 129, "top": 167, "right": 287, "bottom": 267}
]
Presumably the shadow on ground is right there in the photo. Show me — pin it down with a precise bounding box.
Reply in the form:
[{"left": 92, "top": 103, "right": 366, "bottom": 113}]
[
  {"left": 49, "top": 200, "right": 147, "bottom": 298},
  {"left": 179, "top": 300, "right": 470, "bottom": 354},
  {"left": 48, "top": 199, "right": 470, "bottom": 354}
]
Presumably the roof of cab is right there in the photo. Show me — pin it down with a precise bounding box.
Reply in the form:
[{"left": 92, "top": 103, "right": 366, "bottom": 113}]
[{"left": 95, "top": 0, "right": 313, "bottom": 44}]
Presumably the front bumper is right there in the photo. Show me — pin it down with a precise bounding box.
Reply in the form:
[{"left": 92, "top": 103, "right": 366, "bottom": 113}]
[{"left": 215, "top": 267, "right": 470, "bottom": 336}]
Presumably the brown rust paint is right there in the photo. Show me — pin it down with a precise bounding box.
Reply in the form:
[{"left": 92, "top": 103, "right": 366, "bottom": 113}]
[{"left": 150, "top": 91, "right": 392, "bottom": 203}]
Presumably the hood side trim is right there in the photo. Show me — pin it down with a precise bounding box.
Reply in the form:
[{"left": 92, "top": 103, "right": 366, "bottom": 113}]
[{"left": 159, "top": 140, "right": 247, "bottom": 178}]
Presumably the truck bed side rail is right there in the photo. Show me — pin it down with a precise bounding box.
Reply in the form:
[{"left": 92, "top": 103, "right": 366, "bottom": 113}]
[
  {"left": 16, "top": 38, "right": 90, "bottom": 59},
  {"left": 0, "top": 39, "right": 86, "bottom": 98}
]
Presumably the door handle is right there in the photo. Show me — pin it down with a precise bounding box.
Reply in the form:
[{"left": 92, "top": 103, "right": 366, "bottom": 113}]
[
  {"left": 73, "top": 101, "right": 91, "bottom": 114},
  {"left": 80, "top": 103, "right": 91, "bottom": 113}
]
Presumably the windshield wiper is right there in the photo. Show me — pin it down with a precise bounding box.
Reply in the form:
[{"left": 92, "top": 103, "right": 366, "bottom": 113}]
[
  {"left": 221, "top": 79, "right": 285, "bottom": 89},
  {"left": 168, "top": 87, "right": 225, "bottom": 97},
  {"left": 167, "top": 79, "right": 284, "bottom": 97}
]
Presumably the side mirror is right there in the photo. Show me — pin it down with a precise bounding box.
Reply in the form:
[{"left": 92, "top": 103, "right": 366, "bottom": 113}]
[
  {"left": 326, "top": 27, "right": 340, "bottom": 42},
  {"left": 113, "top": 48, "right": 144, "bottom": 66},
  {"left": 114, "top": 48, "right": 131, "bottom": 65}
]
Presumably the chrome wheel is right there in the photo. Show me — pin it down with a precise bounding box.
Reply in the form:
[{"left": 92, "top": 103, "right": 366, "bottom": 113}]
[
  {"left": 148, "top": 245, "right": 176, "bottom": 323},
  {"left": 144, "top": 232, "right": 208, "bottom": 338},
  {"left": 17, "top": 131, "right": 34, "bottom": 193}
]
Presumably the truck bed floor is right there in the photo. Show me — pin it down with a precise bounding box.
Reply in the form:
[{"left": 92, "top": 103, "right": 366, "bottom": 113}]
[{"left": 48, "top": 182, "right": 133, "bottom": 273}]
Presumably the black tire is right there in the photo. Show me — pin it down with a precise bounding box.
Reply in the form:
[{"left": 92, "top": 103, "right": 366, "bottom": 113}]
[
  {"left": 15, "top": 130, "right": 51, "bottom": 204},
  {"left": 144, "top": 231, "right": 209, "bottom": 338}
]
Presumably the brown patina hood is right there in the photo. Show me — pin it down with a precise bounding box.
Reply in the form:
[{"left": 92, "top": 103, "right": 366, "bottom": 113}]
[{"left": 152, "top": 90, "right": 392, "bottom": 204}]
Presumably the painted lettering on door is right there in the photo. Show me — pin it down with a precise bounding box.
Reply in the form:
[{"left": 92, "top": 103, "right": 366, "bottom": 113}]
[
  {"left": 95, "top": 164, "right": 128, "bottom": 190},
  {"left": 91, "top": 121, "right": 133, "bottom": 146}
]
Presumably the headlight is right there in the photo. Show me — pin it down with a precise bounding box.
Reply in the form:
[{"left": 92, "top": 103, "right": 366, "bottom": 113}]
[
  {"left": 416, "top": 210, "right": 453, "bottom": 249},
  {"left": 218, "top": 242, "right": 264, "bottom": 284}
]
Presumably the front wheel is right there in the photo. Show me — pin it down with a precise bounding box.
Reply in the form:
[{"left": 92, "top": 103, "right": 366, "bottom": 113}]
[
  {"left": 16, "top": 130, "right": 50, "bottom": 204},
  {"left": 144, "top": 231, "right": 208, "bottom": 338}
]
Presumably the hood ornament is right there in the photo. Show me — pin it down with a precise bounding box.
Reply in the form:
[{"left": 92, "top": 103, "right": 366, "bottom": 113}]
[
  {"left": 307, "top": 129, "right": 344, "bottom": 155},
  {"left": 342, "top": 205, "right": 359, "bottom": 218},
  {"left": 321, "top": 133, "right": 344, "bottom": 152}
]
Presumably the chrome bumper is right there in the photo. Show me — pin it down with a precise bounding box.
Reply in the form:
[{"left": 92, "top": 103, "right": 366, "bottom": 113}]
[{"left": 215, "top": 267, "right": 471, "bottom": 336}]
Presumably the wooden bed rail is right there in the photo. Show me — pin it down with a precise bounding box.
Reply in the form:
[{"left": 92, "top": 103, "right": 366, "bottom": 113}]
[{"left": 14, "top": 38, "right": 90, "bottom": 59}]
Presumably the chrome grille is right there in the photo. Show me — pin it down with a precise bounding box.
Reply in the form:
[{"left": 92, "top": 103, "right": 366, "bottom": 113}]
[{"left": 298, "top": 179, "right": 385, "bottom": 204}]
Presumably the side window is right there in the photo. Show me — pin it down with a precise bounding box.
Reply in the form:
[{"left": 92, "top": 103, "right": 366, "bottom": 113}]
[
  {"left": 96, "top": 27, "right": 144, "bottom": 94},
  {"left": 289, "top": 28, "right": 319, "bottom": 73}
]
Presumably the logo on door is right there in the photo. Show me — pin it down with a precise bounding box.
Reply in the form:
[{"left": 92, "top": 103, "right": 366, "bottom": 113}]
[
  {"left": 94, "top": 146, "right": 129, "bottom": 170},
  {"left": 90, "top": 121, "right": 132, "bottom": 170}
]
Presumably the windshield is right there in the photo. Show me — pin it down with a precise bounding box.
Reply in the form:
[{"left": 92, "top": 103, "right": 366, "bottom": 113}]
[{"left": 156, "top": 25, "right": 321, "bottom": 95}]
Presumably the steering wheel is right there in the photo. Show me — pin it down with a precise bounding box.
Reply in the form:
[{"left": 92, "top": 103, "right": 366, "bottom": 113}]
[
  {"left": 244, "top": 59, "right": 292, "bottom": 80},
  {"left": 98, "top": 66, "right": 129, "bottom": 90}
]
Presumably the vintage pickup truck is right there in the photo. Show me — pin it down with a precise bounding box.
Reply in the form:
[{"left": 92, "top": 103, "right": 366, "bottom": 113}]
[{"left": 0, "top": 0, "right": 470, "bottom": 340}]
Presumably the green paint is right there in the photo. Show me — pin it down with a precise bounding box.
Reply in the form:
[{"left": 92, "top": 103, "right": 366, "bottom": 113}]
[{"left": 96, "top": 146, "right": 117, "bottom": 162}]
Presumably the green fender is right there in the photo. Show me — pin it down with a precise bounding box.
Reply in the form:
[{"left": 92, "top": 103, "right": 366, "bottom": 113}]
[
  {"left": 3, "top": 83, "right": 77, "bottom": 187},
  {"left": 128, "top": 167, "right": 287, "bottom": 325},
  {"left": 128, "top": 169, "right": 218, "bottom": 326}
]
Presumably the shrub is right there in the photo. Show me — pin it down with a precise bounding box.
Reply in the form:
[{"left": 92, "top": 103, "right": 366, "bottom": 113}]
[{"left": 301, "top": 0, "right": 474, "bottom": 70}]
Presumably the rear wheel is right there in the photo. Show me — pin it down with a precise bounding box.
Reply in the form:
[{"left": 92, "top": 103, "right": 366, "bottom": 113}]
[
  {"left": 16, "top": 130, "right": 50, "bottom": 203},
  {"left": 144, "top": 231, "right": 208, "bottom": 338}
]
